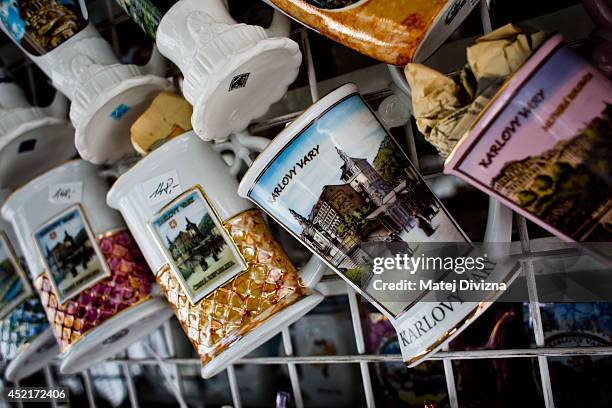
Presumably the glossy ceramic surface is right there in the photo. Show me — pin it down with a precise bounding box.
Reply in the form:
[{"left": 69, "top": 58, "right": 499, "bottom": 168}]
[
  {"left": 34, "top": 230, "right": 154, "bottom": 352},
  {"left": 155, "top": 0, "right": 301, "bottom": 141},
  {"left": 265, "top": 0, "right": 477, "bottom": 64}
]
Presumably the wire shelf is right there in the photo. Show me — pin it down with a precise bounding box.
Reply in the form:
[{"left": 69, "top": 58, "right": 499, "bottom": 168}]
[{"left": 2, "top": 1, "right": 609, "bottom": 408}]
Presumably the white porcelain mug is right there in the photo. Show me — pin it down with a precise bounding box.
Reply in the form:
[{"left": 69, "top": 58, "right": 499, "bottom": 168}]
[
  {"left": 0, "top": 68, "right": 75, "bottom": 189},
  {"left": 238, "top": 83, "right": 518, "bottom": 366},
  {"left": 107, "top": 131, "right": 325, "bottom": 378},
  {"left": 0, "top": 3, "right": 173, "bottom": 164},
  {"left": 1, "top": 160, "right": 173, "bottom": 374},
  {"left": 113, "top": 0, "right": 302, "bottom": 142},
  {"left": 0, "top": 188, "right": 59, "bottom": 382}
]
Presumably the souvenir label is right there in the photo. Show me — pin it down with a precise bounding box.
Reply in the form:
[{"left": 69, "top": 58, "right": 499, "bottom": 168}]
[
  {"left": 149, "top": 187, "right": 247, "bottom": 305},
  {"left": 246, "top": 93, "right": 467, "bottom": 318},
  {"left": 143, "top": 169, "right": 182, "bottom": 207},
  {"left": 33, "top": 205, "right": 111, "bottom": 305},
  {"left": 48, "top": 182, "right": 83, "bottom": 205},
  {"left": 0, "top": 0, "right": 88, "bottom": 56},
  {"left": 448, "top": 45, "right": 612, "bottom": 243},
  {"left": 0, "top": 232, "right": 32, "bottom": 319}
]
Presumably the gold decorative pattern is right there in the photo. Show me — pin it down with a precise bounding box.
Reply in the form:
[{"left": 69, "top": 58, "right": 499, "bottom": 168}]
[
  {"left": 156, "top": 210, "right": 306, "bottom": 365},
  {"left": 33, "top": 230, "right": 153, "bottom": 352}
]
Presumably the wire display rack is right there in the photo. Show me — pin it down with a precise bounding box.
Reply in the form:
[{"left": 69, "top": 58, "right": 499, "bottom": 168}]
[{"left": 2, "top": 1, "right": 612, "bottom": 407}]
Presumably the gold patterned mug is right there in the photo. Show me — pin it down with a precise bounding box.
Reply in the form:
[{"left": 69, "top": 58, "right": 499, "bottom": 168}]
[
  {"left": 262, "top": 0, "right": 478, "bottom": 65},
  {"left": 107, "top": 131, "right": 325, "bottom": 378},
  {"left": 1, "top": 160, "right": 174, "bottom": 374}
]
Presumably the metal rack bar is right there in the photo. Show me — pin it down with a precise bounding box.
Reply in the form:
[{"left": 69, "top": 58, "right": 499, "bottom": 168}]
[
  {"left": 142, "top": 340, "right": 188, "bottom": 408},
  {"left": 441, "top": 345, "right": 459, "bottom": 408},
  {"left": 227, "top": 365, "right": 243, "bottom": 408},
  {"left": 103, "top": 0, "right": 121, "bottom": 56},
  {"left": 347, "top": 288, "right": 375, "bottom": 408},
  {"left": 82, "top": 370, "right": 98, "bottom": 408},
  {"left": 100, "top": 345, "right": 612, "bottom": 366},
  {"left": 281, "top": 328, "right": 305, "bottom": 408},
  {"left": 300, "top": 28, "right": 320, "bottom": 103},
  {"left": 161, "top": 323, "right": 188, "bottom": 406},
  {"left": 518, "top": 215, "right": 556, "bottom": 408},
  {"left": 43, "top": 365, "right": 59, "bottom": 408},
  {"left": 120, "top": 352, "right": 139, "bottom": 408},
  {"left": 13, "top": 380, "right": 23, "bottom": 408}
]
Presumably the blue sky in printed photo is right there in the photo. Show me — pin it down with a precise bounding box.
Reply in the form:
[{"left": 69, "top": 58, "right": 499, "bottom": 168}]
[
  {"left": 252, "top": 95, "right": 387, "bottom": 233},
  {"left": 36, "top": 209, "right": 85, "bottom": 256},
  {"left": 153, "top": 191, "right": 211, "bottom": 245}
]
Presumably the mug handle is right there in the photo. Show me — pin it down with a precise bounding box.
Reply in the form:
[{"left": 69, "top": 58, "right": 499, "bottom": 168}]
[
  {"left": 221, "top": 0, "right": 292, "bottom": 39},
  {"left": 264, "top": 8, "right": 292, "bottom": 39},
  {"left": 141, "top": 44, "right": 170, "bottom": 78},
  {"left": 42, "top": 90, "right": 70, "bottom": 119},
  {"left": 213, "top": 131, "right": 329, "bottom": 287},
  {"left": 583, "top": 0, "right": 612, "bottom": 31}
]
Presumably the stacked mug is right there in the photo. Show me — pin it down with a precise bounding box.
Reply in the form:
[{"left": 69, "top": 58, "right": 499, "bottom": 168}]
[
  {"left": 2, "top": 160, "right": 173, "bottom": 374},
  {"left": 0, "top": 0, "right": 173, "bottom": 164},
  {"left": 238, "top": 83, "right": 518, "bottom": 366},
  {"left": 113, "top": 0, "right": 302, "bottom": 141},
  {"left": 107, "top": 94, "right": 325, "bottom": 378},
  {"left": 0, "top": 189, "right": 59, "bottom": 382},
  {"left": 0, "top": 67, "right": 76, "bottom": 381}
]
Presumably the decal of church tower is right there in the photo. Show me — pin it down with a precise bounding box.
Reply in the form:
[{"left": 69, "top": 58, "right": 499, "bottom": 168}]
[{"left": 290, "top": 144, "right": 442, "bottom": 270}]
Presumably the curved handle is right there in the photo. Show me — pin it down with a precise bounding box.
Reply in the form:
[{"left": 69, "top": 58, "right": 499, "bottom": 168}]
[
  {"left": 264, "top": 8, "right": 292, "bottom": 38},
  {"left": 42, "top": 90, "right": 70, "bottom": 119},
  {"left": 387, "top": 65, "right": 413, "bottom": 99},
  {"left": 377, "top": 90, "right": 412, "bottom": 129},
  {"left": 298, "top": 255, "right": 328, "bottom": 288},
  {"left": 141, "top": 44, "right": 169, "bottom": 77},
  {"left": 211, "top": 131, "right": 260, "bottom": 176},
  {"left": 211, "top": 130, "right": 272, "bottom": 176},
  {"left": 583, "top": 0, "right": 612, "bottom": 31},
  {"left": 99, "top": 155, "right": 142, "bottom": 179}
]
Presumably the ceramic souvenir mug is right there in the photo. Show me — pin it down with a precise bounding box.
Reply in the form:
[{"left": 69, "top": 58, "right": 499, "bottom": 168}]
[
  {"left": 0, "top": 67, "right": 75, "bottom": 189},
  {"left": 0, "top": 1, "right": 173, "bottom": 164},
  {"left": 107, "top": 131, "right": 325, "bottom": 378},
  {"left": 0, "top": 189, "right": 59, "bottom": 382},
  {"left": 262, "top": 0, "right": 478, "bottom": 65},
  {"left": 113, "top": 0, "right": 302, "bottom": 142},
  {"left": 1, "top": 160, "right": 173, "bottom": 374},
  {"left": 238, "top": 83, "right": 518, "bottom": 366},
  {"left": 445, "top": 35, "right": 612, "bottom": 253}
]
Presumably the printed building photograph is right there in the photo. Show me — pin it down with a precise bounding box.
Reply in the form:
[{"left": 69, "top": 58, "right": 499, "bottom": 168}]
[
  {"left": 0, "top": 0, "right": 88, "bottom": 55},
  {"left": 492, "top": 103, "right": 612, "bottom": 241},
  {"left": 254, "top": 95, "right": 466, "bottom": 295},
  {"left": 34, "top": 206, "right": 108, "bottom": 302},
  {"left": 0, "top": 234, "right": 29, "bottom": 317},
  {"left": 151, "top": 189, "right": 246, "bottom": 304}
]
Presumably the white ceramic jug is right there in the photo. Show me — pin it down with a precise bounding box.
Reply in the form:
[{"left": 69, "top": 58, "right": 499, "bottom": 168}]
[
  {"left": 113, "top": 0, "right": 302, "bottom": 142},
  {"left": 0, "top": 68, "right": 75, "bottom": 189},
  {"left": 0, "top": 3, "right": 173, "bottom": 164}
]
